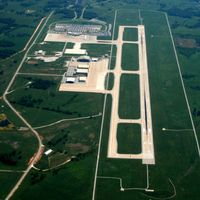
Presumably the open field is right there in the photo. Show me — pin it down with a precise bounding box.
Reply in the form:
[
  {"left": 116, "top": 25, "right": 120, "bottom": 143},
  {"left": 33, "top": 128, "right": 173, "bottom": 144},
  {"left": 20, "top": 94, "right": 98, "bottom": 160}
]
[
  {"left": 7, "top": 76, "right": 104, "bottom": 127},
  {"left": 0, "top": 130, "right": 37, "bottom": 170},
  {"left": 10, "top": 117, "right": 102, "bottom": 200},
  {"left": 105, "top": 73, "right": 114, "bottom": 91},
  {"left": 81, "top": 44, "right": 112, "bottom": 57},
  {"left": 114, "top": 10, "right": 139, "bottom": 40},
  {"left": 118, "top": 74, "right": 140, "bottom": 119},
  {"left": 0, "top": 172, "right": 21, "bottom": 200},
  {"left": 123, "top": 28, "right": 138, "bottom": 42},
  {"left": 121, "top": 44, "right": 139, "bottom": 71},
  {"left": 28, "top": 42, "right": 65, "bottom": 56},
  {"left": 117, "top": 123, "right": 141, "bottom": 154},
  {"left": 110, "top": 45, "right": 117, "bottom": 70}
]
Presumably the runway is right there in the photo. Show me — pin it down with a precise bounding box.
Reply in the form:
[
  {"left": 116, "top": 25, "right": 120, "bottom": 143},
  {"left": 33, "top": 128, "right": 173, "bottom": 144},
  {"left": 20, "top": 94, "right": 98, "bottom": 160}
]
[{"left": 107, "top": 25, "right": 155, "bottom": 164}]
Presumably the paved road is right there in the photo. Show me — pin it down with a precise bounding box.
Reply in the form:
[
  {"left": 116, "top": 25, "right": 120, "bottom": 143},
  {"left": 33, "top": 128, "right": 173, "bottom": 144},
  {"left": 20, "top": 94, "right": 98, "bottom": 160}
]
[
  {"left": 4, "top": 11, "right": 53, "bottom": 200},
  {"left": 17, "top": 72, "right": 63, "bottom": 77}
]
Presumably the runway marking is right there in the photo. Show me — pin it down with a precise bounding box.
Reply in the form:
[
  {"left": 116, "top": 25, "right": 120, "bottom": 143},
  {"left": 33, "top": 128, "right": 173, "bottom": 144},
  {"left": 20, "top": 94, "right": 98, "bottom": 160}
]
[{"left": 107, "top": 24, "right": 155, "bottom": 164}]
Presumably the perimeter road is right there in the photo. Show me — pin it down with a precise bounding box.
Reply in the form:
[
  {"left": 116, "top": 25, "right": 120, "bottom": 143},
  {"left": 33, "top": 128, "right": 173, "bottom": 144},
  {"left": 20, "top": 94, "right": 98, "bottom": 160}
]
[
  {"left": 91, "top": 10, "right": 118, "bottom": 200},
  {"left": 165, "top": 13, "right": 200, "bottom": 157},
  {"left": 4, "top": 11, "right": 53, "bottom": 200}
]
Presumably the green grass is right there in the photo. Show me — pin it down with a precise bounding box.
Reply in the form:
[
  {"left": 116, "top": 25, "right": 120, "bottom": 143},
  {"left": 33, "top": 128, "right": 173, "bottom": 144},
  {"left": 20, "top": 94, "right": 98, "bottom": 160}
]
[
  {"left": 20, "top": 57, "right": 66, "bottom": 74},
  {"left": 0, "top": 172, "right": 21, "bottom": 199},
  {"left": 105, "top": 73, "right": 114, "bottom": 90},
  {"left": 35, "top": 117, "right": 102, "bottom": 169},
  {"left": 114, "top": 9, "right": 140, "bottom": 40},
  {"left": 28, "top": 42, "right": 65, "bottom": 56},
  {"left": 66, "top": 42, "right": 75, "bottom": 49},
  {"left": 140, "top": 10, "right": 200, "bottom": 199},
  {"left": 117, "top": 123, "right": 141, "bottom": 154},
  {"left": 95, "top": 95, "right": 146, "bottom": 199},
  {"left": 121, "top": 43, "right": 139, "bottom": 70},
  {"left": 81, "top": 44, "right": 111, "bottom": 57},
  {"left": 118, "top": 74, "right": 140, "bottom": 119},
  {"left": 0, "top": 130, "right": 38, "bottom": 170},
  {"left": 0, "top": 51, "right": 25, "bottom": 96},
  {"left": 123, "top": 28, "right": 138, "bottom": 41},
  {"left": 7, "top": 76, "right": 104, "bottom": 127},
  {"left": 110, "top": 45, "right": 117, "bottom": 70},
  {"left": 11, "top": 118, "right": 102, "bottom": 200},
  {"left": 95, "top": 9, "right": 200, "bottom": 200}
]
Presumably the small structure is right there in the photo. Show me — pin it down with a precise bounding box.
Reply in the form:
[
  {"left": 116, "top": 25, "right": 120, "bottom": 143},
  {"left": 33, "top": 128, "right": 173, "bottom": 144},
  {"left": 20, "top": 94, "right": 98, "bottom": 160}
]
[
  {"left": 66, "top": 77, "right": 76, "bottom": 83},
  {"left": 91, "top": 57, "right": 98, "bottom": 62},
  {"left": 78, "top": 63, "right": 90, "bottom": 69},
  {"left": 76, "top": 68, "right": 89, "bottom": 75},
  {"left": 44, "top": 149, "right": 53, "bottom": 156},
  {"left": 65, "top": 49, "right": 87, "bottom": 55},
  {"left": 35, "top": 50, "right": 45, "bottom": 56},
  {"left": 77, "top": 56, "right": 91, "bottom": 62},
  {"left": 79, "top": 76, "right": 87, "bottom": 82}
]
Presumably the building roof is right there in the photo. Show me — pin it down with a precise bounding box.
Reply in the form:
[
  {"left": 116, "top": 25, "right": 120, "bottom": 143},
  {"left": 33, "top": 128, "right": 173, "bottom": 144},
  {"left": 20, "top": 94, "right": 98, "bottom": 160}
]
[
  {"left": 65, "top": 49, "right": 86, "bottom": 55},
  {"left": 44, "top": 149, "right": 53, "bottom": 155},
  {"left": 79, "top": 76, "right": 87, "bottom": 82},
  {"left": 66, "top": 77, "right": 76, "bottom": 83},
  {"left": 78, "top": 63, "right": 89, "bottom": 69},
  {"left": 76, "top": 68, "right": 89, "bottom": 74}
]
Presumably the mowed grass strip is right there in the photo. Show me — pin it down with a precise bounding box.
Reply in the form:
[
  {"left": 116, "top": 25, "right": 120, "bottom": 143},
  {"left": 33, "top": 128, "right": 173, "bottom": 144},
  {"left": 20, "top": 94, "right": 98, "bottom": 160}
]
[
  {"left": 123, "top": 28, "right": 138, "bottom": 41},
  {"left": 105, "top": 72, "right": 114, "bottom": 90},
  {"left": 110, "top": 45, "right": 117, "bottom": 70},
  {"left": 114, "top": 9, "right": 139, "bottom": 40},
  {"left": 117, "top": 123, "right": 141, "bottom": 154},
  {"left": 119, "top": 74, "right": 140, "bottom": 119},
  {"left": 81, "top": 44, "right": 111, "bottom": 57},
  {"left": 121, "top": 43, "right": 139, "bottom": 70}
]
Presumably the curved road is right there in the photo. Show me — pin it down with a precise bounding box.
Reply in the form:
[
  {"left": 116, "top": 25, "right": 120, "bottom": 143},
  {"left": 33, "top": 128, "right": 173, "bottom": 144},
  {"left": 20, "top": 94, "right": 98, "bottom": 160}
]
[{"left": 3, "top": 11, "right": 53, "bottom": 200}]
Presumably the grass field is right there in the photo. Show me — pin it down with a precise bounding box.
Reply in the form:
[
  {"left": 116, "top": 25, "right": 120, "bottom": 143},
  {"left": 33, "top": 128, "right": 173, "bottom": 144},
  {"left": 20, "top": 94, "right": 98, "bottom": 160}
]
[
  {"left": 114, "top": 10, "right": 139, "bottom": 40},
  {"left": 118, "top": 74, "right": 140, "bottom": 119},
  {"left": 0, "top": 172, "right": 21, "bottom": 199},
  {"left": 11, "top": 117, "right": 102, "bottom": 200},
  {"left": 28, "top": 42, "right": 65, "bottom": 56},
  {"left": 81, "top": 44, "right": 111, "bottom": 57},
  {"left": 7, "top": 76, "right": 104, "bottom": 127},
  {"left": 105, "top": 73, "right": 114, "bottom": 91},
  {"left": 117, "top": 123, "right": 141, "bottom": 154},
  {"left": 121, "top": 43, "right": 139, "bottom": 71},
  {"left": 94, "top": 9, "right": 200, "bottom": 200},
  {"left": 110, "top": 45, "right": 117, "bottom": 70},
  {"left": 20, "top": 57, "right": 66, "bottom": 74},
  {"left": 0, "top": 130, "right": 38, "bottom": 170},
  {"left": 96, "top": 95, "right": 147, "bottom": 199},
  {"left": 123, "top": 28, "right": 138, "bottom": 42}
]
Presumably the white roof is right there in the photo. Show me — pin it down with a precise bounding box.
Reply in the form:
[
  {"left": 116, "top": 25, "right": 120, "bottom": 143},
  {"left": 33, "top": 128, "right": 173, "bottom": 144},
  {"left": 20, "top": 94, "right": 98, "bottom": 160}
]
[
  {"left": 44, "top": 149, "right": 53, "bottom": 155},
  {"left": 65, "top": 49, "right": 86, "bottom": 55},
  {"left": 76, "top": 68, "right": 88, "bottom": 74},
  {"left": 79, "top": 76, "right": 87, "bottom": 81},
  {"left": 78, "top": 63, "right": 89, "bottom": 69},
  {"left": 66, "top": 77, "right": 76, "bottom": 82},
  {"left": 91, "top": 57, "right": 98, "bottom": 61}
]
